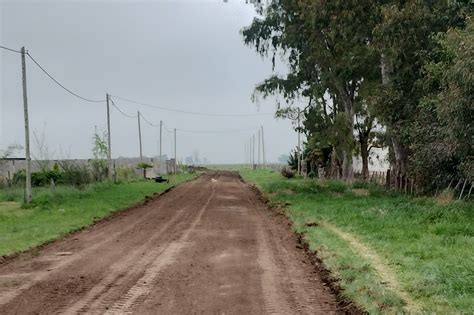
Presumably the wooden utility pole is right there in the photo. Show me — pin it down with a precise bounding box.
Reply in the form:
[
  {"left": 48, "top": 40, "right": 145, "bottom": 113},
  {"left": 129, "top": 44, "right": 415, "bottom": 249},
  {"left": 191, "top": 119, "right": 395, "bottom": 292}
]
[
  {"left": 137, "top": 111, "right": 143, "bottom": 161},
  {"left": 159, "top": 120, "right": 163, "bottom": 174},
  {"left": 106, "top": 93, "right": 113, "bottom": 180},
  {"left": 20, "top": 47, "right": 32, "bottom": 203},
  {"left": 261, "top": 125, "right": 266, "bottom": 169},
  {"left": 174, "top": 128, "right": 177, "bottom": 173},
  {"left": 297, "top": 108, "right": 301, "bottom": 175}
]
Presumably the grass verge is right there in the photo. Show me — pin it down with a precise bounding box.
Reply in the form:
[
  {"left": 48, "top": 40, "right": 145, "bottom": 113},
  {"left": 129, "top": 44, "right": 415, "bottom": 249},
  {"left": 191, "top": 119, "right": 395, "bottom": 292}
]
[
  {"left": 240, "top": 169, "right": 473, "bottom": 314},
  {"left": 0, "top": 173, "right": 194, "bottom": 257}
]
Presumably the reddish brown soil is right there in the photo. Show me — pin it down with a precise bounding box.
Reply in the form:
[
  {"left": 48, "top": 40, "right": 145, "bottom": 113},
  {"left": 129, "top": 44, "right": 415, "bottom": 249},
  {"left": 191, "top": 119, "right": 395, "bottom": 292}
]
[{"left": 0, "top": 171, "right": 339, "bottom": 314}]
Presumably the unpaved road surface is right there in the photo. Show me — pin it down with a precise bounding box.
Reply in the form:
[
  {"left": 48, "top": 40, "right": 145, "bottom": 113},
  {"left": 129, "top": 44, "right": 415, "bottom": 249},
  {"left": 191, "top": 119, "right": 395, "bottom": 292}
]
[{"left": 0, "top": 171, "right": 338, "bottom": 314}]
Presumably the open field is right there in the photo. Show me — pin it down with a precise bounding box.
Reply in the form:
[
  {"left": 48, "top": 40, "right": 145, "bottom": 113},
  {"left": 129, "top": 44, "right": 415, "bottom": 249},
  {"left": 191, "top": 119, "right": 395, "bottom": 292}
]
[
  {"left": 0, "top": 173, "right": 194, "bottom": 257},
  {"left": 0, "top": 171, "right": 339, "bottom": 314},
  {"left": 240, "top": 169, "right": 474, "bottom": 313}
]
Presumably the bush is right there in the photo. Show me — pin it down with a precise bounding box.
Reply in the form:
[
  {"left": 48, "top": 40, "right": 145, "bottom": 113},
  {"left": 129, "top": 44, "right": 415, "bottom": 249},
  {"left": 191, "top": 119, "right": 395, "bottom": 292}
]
[
  {"left": 60, "top": 162, "right": 92, "bottom": 187},
  {"left": 116, "top": 166, "right": 138, "bottom": 183},
  {"left": 31, "top": 170, "right": 63, "bottom": 187},
  {"left": 281, "top": 166, "right": 296, "bottom": 178},
  {"left": 12, "top": 169, "right": 26, "bottom": 186},
  {"left": 352, "top": 180, "right": 369, "bottom": 189}
]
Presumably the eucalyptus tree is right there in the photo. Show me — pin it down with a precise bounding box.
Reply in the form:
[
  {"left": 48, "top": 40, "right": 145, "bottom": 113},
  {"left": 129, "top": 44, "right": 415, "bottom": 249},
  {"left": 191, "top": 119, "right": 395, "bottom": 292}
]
[
  {"left": 243, "top": 0, "right": 381, "bottom": 179},
  {"left": 373, "top": 0, "right": 472, "bottom": 182}
]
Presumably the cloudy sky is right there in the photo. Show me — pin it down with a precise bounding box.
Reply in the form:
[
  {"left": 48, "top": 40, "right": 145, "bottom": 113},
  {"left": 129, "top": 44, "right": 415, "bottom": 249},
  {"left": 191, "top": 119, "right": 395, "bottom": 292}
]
[{"left": 1, "top": 0, "right": 305, "bottom": 164}]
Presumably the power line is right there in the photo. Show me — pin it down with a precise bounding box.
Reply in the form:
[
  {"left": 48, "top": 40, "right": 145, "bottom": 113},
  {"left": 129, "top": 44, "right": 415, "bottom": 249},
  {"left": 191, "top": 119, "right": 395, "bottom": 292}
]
[
  {"left": 162, "top": 122, "right": 174, "bottom": 134},
  {"left": 139, "top": 113, "right": 160, "bottom": 127},
  {"left": 110, "top": 99, "right": 138, "bottom": 118},
  {"left": 0, "top": 45, "right": 21, "bottom": 54},
  {"left": 111, "top": 94, "right": 274, "bottom": 117},
  {"left": 26, "top": 51, "right": 106, "bottom": 103},
  {"left": 176, "top": 128, "right": 256, "bottom": 135}
]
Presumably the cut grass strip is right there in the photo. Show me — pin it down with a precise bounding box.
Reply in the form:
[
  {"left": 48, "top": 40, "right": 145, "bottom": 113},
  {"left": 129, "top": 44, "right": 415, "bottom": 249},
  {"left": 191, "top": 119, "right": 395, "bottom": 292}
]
[
  {"left": 320, "top": 221, "right": 421, "bottom": 313},
  {"left": 0, "top": 174, "right": 194, "bottom": 257}
]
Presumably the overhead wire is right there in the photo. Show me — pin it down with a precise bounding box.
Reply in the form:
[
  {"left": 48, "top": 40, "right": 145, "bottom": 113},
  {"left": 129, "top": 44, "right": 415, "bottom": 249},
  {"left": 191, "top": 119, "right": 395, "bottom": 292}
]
[
  {"left": 111, "top": 94, "right": 274, "bottom": 117},
  {"left": 26, "top": 51, "right": 106, "bottom": 103},
  {"left": 110, "top": 99, "right": 138, "bottom": 119},
  {"left": 162, "top": 122, "right": 174, "bottom": 134},
  {"left": 176, "top": 128, "right": 257, "bottom": 135},
  {"left": 2, "top": 45, "right": 271, "bottom": 147},
  {"left": 0, "top": 45, "right": 21, "bottom": 54},
  {"left": 139, "top": 113, "right": 160, "bottom": 127}
]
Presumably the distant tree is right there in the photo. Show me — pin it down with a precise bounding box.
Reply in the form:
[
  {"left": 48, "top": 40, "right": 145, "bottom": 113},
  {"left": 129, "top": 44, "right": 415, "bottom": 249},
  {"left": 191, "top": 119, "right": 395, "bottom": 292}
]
[
  {"left": 32, "top": 126, "right": 55, "bottom": 172},
  {"left": 91, "top": 129, "right": 109, "bottom": 181},
  {"left": 137, "top": 162, "right": 153, "bottom": 179},
  {"left": 277, "top": 154, "right": 289, "bottom": 164}
]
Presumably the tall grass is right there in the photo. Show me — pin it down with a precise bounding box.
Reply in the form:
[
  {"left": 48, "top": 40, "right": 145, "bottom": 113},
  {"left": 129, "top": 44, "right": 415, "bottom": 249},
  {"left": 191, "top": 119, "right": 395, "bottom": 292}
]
[{"left": 240, "top": 169, "right": 474, "bottom": 313}]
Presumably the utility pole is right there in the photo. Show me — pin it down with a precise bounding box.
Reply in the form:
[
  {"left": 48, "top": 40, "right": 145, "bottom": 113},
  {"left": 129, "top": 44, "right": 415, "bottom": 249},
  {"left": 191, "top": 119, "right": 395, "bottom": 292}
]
[
  {"left": 20, "top": 46, "right": 32, "bottom": 203},
  {"left": 297, "top": 108, "right": 301, "bottom": 175},
  {"left": 258, "top": 129, "right": 261, "bottom": 169},
  {"left": 244, "top": 140, "right": 247, "bottom": 166},
  {"left": 159, "top": 120, "right": 163, "bottom": 174},
  {"left": 137, "top": 111, "right": 143, "bottom": 161},
  {"left": 106, "top": 93, "right": 113, "bottom": 180},
  {"left": 249, "top": 139, "right": 252, "bottom": 168},
  {"left": 252, "top": 134, "right": 255, "bottom": 168},
  {"left": 261, "top": 125, "right": 266, "bottom": 169},
  {"left": 174, "top": 128, "right": 177, "bottom": 173}
]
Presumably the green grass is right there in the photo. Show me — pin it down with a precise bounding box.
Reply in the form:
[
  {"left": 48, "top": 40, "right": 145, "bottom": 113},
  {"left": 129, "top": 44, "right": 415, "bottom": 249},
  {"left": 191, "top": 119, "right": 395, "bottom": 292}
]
[
  {"left": 0, "top": 173, "right": 194, "bottom": 256},
  {"left": 240, "top": 169, "right": 474, "bottom": 314}
]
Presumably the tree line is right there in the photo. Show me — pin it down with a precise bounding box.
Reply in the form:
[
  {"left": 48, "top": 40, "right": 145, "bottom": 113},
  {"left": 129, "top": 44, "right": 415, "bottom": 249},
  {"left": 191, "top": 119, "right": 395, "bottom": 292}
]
[{"left": 242, "top": 0, "right": 472, "bottom": 191}]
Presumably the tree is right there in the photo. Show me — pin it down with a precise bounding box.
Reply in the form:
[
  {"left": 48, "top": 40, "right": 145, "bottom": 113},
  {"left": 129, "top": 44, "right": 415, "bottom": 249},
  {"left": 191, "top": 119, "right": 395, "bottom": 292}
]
[
  {"left": 243, "top": 0, "right": 381, "bottom": 179},
  {"left": 91, "top": 129, "right": 109, "bottom": 181},
  {"left": 412, "top": 17, "right": 474, "bottom": 188},
  {"left": 32, "top": 126, "right": 55, "bottom": 172},
  {"left": 372, "top": 0, "right": 472, "bottom": 184},
  {"left": 137, "top": 162, "right": 153, "bottom": 179}
]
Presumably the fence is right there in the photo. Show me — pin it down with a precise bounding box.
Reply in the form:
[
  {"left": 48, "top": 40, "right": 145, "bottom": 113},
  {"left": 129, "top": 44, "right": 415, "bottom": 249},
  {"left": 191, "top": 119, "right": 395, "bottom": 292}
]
[{"left": 356, "top": 170, "right": 472, "bottom": 201}]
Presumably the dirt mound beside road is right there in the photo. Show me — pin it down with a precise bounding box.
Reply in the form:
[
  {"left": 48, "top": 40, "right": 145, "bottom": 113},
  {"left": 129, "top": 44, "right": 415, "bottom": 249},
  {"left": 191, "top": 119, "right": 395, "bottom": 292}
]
[{"left": 0, "top": 171, "right": 339, "bottom": 314}]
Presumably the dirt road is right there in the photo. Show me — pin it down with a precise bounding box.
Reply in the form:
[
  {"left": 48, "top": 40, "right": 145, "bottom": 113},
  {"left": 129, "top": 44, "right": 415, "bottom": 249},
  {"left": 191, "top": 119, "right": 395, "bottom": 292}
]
[{"left": 0, "top": 171, "right": 338, "bottom": 314}]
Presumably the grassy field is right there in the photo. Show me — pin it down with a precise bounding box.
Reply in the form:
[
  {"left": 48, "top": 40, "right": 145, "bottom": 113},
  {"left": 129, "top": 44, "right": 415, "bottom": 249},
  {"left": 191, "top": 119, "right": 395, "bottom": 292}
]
[
  {"left": 0, "top": 173, "right": 194, "bottom": 257},
  {"left": 240, "top": 169, "right": 473, "bottom": 314}
]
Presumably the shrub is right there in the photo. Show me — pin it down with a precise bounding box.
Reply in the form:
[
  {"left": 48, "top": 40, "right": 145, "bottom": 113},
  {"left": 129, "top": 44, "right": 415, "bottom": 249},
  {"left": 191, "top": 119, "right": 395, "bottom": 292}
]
[
  {"left": 12, "top": 170, "right": 26, "bottom": 186},
  {"left": 60, "top": 162, "right": 92, "bottom": 187},
  {"left": 116, "top": 166, "right": 138, "bottom": 182},
  {"left": 31, "top": 170, "right": 63, "bottom": 187},
  {"left": 281, "top": 166, "right": 296, "bottom": 178},
  {"left": 352, "top": 180, "right": 369, "bottom": 189}
]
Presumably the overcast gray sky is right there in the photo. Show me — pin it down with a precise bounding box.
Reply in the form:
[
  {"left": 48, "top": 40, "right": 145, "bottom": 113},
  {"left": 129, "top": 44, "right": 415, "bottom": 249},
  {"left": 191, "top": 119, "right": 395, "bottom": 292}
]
[{"left": 1, "top": 0, "right": 304, "bottom": 164}]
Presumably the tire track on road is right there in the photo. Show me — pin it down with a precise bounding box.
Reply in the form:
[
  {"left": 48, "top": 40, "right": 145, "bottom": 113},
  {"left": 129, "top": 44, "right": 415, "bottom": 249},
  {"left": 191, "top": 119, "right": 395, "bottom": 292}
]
[{"left": 104, "top": 183, "right": 216, "bottom": 314}]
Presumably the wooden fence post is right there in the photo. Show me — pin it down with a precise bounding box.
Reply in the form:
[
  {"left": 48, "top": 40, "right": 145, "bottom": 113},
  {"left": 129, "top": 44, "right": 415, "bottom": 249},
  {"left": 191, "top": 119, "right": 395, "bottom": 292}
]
[{"left": 386, "top": 169, "right": 391, "bottom": 189}]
